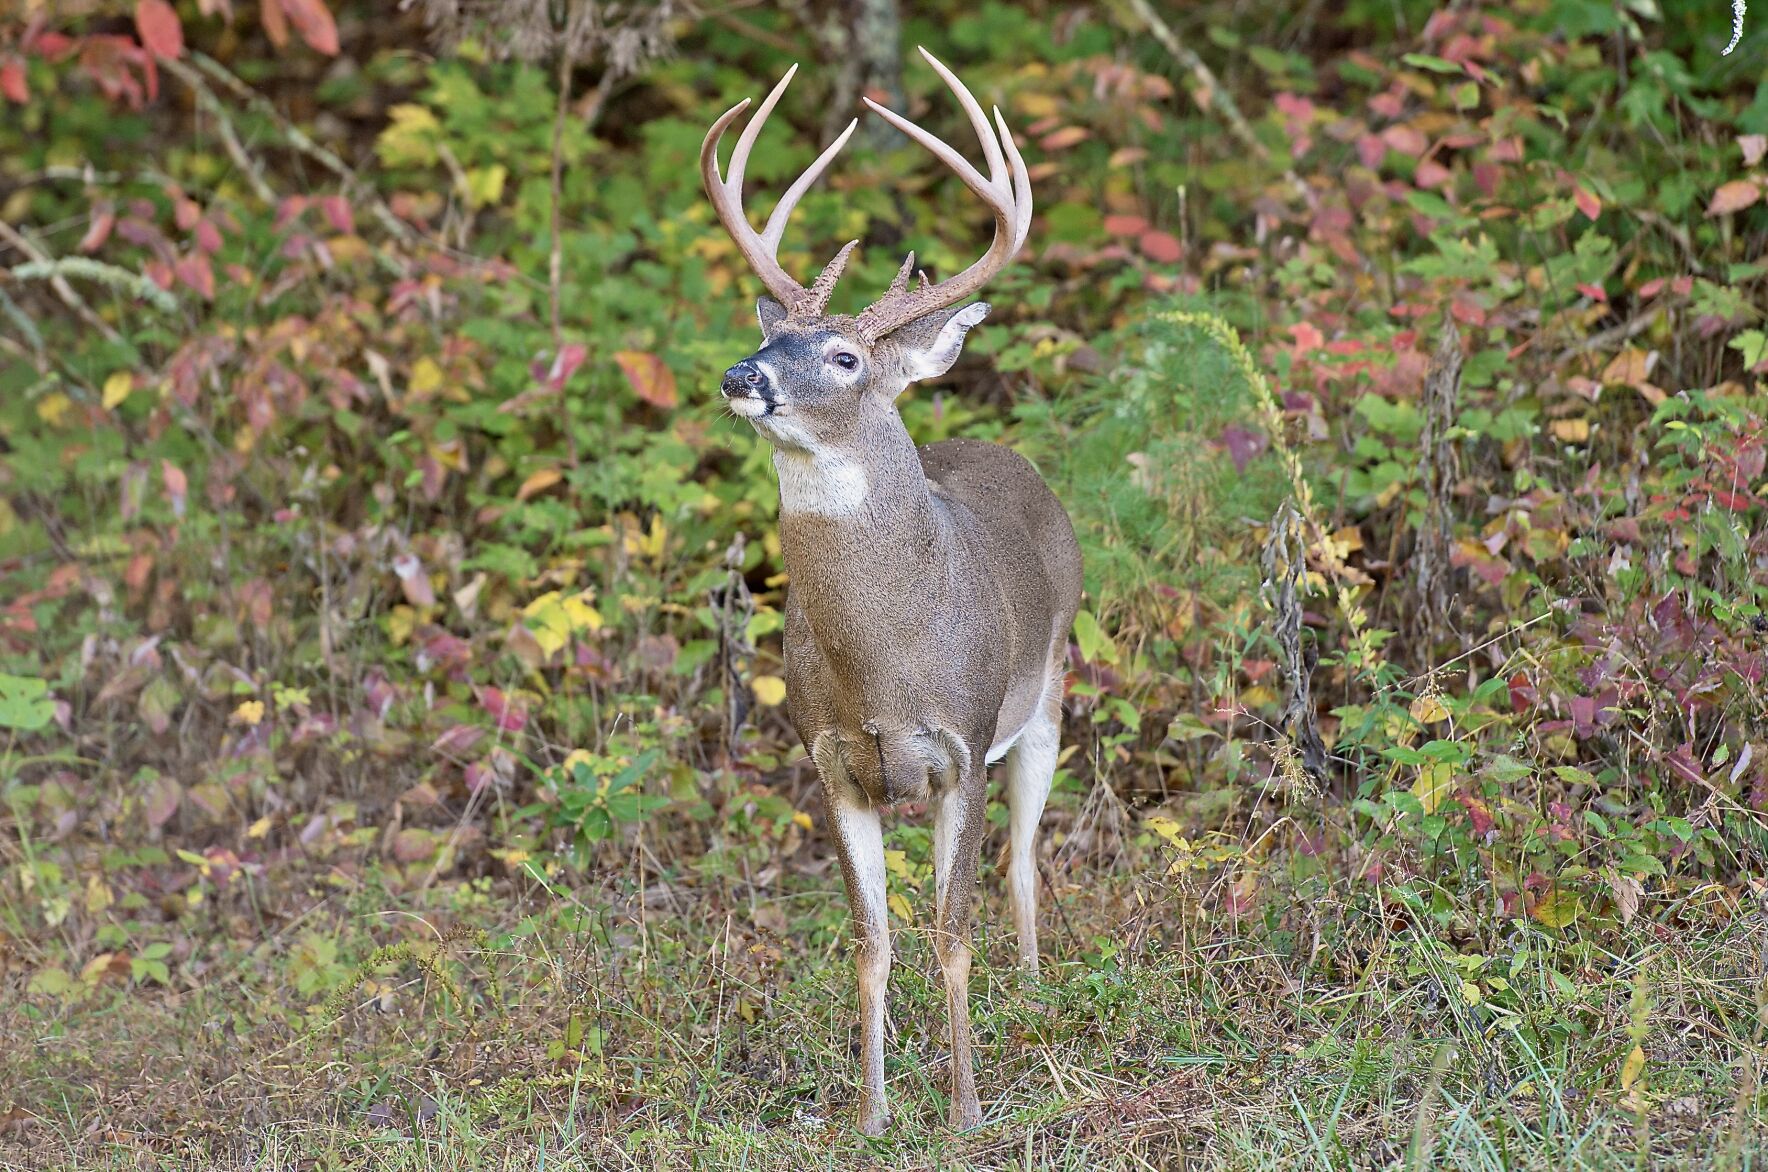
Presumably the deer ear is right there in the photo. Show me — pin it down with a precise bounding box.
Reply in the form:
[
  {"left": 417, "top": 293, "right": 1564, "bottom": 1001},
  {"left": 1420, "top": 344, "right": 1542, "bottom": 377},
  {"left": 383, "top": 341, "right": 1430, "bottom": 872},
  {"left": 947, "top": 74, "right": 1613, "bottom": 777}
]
[
  {"left": 892, "top": 302, "right": 991, "bottom": 385},
  {"left": 756, "top": 296, "right": 788, "bottom": 341}
]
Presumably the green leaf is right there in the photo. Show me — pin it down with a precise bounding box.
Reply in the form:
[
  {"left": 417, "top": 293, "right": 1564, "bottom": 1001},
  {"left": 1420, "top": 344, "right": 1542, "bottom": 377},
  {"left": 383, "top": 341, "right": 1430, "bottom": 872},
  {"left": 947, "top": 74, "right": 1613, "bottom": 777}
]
[
  {"left": 1072, "top": 610, "right": 1118, "bottom": 665},
  {"left": 1401, "top": 53, "right": 1462, "bottom": 74},
  {"left": 0, "top": 673, "right": 54, "bottom": 732}
]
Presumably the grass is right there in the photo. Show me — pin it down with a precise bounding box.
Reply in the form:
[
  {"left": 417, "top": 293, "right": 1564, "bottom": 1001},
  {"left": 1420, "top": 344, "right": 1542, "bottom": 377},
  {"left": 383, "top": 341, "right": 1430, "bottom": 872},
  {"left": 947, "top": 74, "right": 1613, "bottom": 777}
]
[{"left": 3, "top": 787, "right": 1762, "bottom": 1171}]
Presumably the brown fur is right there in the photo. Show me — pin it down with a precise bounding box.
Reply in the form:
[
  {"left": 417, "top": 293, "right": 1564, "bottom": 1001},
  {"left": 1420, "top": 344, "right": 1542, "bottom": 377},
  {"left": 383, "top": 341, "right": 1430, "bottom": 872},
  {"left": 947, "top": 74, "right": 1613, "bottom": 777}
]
[{"left": 723, "top": 308, "right": 1081, "bottom": 1133}]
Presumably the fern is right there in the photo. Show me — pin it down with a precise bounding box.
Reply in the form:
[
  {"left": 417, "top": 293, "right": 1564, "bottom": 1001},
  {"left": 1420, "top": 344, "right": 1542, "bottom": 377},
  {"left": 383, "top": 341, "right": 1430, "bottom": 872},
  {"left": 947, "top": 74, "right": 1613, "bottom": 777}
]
[{"left": 1014, "top": 300, "right": 1290, "bottom": 628}]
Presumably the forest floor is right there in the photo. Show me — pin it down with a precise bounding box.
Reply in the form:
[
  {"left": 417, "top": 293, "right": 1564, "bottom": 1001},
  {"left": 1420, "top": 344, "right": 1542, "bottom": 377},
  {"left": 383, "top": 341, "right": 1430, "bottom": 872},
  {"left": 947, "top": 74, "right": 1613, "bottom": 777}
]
[{"left": 4, "top": 789, "right": 1761, "bottom": 1170}]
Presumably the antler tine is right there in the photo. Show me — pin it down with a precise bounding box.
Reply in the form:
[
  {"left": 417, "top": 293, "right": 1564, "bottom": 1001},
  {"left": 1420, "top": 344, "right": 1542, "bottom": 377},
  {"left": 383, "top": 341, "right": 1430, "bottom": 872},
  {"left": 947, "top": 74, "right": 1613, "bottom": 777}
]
[
  {"left": 916, "top": 47, "right": 1009, "bottom": 191},
  {"left": 855, "top": 49, "right": 1033, "bottom": 342},
  {"left": 700, "top": 66, "right": 858, "bottom": 314}
]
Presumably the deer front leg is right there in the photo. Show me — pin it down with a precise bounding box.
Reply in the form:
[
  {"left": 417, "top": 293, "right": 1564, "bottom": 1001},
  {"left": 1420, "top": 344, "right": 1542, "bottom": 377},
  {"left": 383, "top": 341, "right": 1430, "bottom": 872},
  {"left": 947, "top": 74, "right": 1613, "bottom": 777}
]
[
  {"left": 931, "top": 754, "right": 988, "bottom": 1131},
  {"left": 814, "top": 736, "right": 893, "bottom": 1134}
]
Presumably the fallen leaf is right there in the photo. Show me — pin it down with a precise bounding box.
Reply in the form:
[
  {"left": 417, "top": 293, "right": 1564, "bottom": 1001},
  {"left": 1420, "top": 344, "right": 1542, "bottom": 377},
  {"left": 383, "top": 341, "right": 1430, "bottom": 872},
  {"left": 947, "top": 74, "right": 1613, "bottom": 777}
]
[{"left": 752, "top": 675, "right": 787, "bottom": 706}]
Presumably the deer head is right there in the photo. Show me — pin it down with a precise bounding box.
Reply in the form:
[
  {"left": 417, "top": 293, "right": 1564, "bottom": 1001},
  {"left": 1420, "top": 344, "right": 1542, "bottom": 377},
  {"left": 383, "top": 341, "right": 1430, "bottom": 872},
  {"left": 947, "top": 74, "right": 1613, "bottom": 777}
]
[{"left": 702, "top": 49, "right": 1032, "bottom": 455}]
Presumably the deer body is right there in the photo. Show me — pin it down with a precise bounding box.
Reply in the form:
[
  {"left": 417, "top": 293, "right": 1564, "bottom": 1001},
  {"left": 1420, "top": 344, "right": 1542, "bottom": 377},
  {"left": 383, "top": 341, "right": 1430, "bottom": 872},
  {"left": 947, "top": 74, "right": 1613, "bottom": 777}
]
[{"left": 701, "top": 52, "right": 1080, "bottom": 1133}]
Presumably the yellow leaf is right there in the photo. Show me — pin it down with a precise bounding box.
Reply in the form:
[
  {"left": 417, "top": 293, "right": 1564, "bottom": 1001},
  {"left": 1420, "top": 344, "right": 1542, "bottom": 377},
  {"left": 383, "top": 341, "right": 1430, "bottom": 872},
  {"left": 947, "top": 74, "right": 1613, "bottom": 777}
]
[
  {"left": 36, "top": 392, "right": 73, "bottom": 426},
  {"left": 246, "top": 815, "right": 273, "bottom": 839},
  {"left": 883, "top": 849, "right": 912, "bottom": 882},
  {"left": 1144, "top": 815, "right": 1187, "bottom": 846},
  {"left": 887, "top": 892, "right": 914, "bottom": 923},
  {"left": 461, "top": 164, "right": 507, "bottom": 208},
  {"left": 1409, "top": 694, "right": 1449, "bottom": 723},
  {"left": 560, "top": 591, "right": 602, "bottom": 633},
  {"left": 387, "top": 604, "right": 417, "bottom": 646},
  {"left": 517, "top": 468, "right": 562, "bottom": 501},
  {"left": 85, "top": 873, "right": 114, "bottom": 915},
  {"left": 1550, "top": 418, "right": 1590, "bottom": 443},
  {"left": 1460, "top": 980, "right": 1482, "bottom": 1006},
  {"left": 1620, "top": 1044, "right": 1646, "bottom": 1091},
  {"left": 752, "top": 675, "right": 787, "bottom": 706},
  {"left": 791, "top": 810, "right": 813, "bottom": 832},
  {"left": 522, "top": 591, "right": 571, "bottom": 657},
  {"left": 1412, "top": 762, "right": 1455, "bottom": 814},
  {"left": 232, "top": 700, "right": 265, "bottom": 726},
  {"left": 1531, "top": 887, "right": 1582, "bottom": 929},
  {"left": 103, "top": 371, "right": 133, "bottom": 410},
  {"left": 410, "top": 357, "right": 445, "bottom": 397}
]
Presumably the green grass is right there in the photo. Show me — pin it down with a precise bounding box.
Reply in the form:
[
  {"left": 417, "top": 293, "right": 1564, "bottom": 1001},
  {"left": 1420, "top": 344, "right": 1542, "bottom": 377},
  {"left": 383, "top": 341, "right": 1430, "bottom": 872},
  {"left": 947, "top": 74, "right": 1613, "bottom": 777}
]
[{"left": 4, "top": 801, "right": 1762, "bottom": 1171}]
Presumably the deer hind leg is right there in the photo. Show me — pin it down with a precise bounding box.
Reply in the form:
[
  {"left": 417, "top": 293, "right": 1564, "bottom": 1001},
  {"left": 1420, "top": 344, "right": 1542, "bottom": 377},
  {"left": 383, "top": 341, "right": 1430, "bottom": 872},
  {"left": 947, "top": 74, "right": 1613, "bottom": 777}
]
[
  {"left": 1004, "top": 688, "right": 1060, "bottom": 974},
  {"left": 814, "top": 734, "right": 893, "bottom": 1134},
  {"left": 931, "top": 747, "right": 987, "bottom": 1131}
]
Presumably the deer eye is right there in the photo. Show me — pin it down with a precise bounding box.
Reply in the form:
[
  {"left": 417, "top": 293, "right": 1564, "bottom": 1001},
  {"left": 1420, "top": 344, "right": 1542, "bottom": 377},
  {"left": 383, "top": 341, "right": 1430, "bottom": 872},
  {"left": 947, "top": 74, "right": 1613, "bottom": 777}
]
[{"left": 832, "top": 352, "right": 860, "bottom": 371}]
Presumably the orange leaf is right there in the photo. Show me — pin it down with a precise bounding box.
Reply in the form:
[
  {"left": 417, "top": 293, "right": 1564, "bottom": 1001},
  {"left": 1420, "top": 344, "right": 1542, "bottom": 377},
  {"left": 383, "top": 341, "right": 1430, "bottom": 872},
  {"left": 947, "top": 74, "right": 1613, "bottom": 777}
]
[
  {"left": 1707, "top": 179, "right": 1762, "bottom": 217},
  {"left": 260, "top": 0, "right": 289, "bottom": 47},
  {"left": 136, "top": 0, "right": 184, "bottom": 59},
  {"left": 614, "top": 350, "right": 678, "bottom": 409},
  {"left": 279, "top": 0, "right": 340, "bottom": 55},
  {"left": 1573, "top": 185, "right": 1600, "bottom": 221},
  {"left": 517, "top": 468, "right": 562, "bottom": 501},
  {"left": 1600, "top": 347, "right": 1649, "bottom": 387},
  {"left": 1038, "top": 126, "right": 1090, "bottom": 151}
]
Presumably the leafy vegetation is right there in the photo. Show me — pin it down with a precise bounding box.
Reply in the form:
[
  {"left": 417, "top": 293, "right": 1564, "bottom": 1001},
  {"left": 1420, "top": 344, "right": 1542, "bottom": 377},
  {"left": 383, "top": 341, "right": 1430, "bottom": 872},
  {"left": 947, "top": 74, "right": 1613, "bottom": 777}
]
[{"left": 1, "top": 0, "right": 1765, "bottom": 1167}]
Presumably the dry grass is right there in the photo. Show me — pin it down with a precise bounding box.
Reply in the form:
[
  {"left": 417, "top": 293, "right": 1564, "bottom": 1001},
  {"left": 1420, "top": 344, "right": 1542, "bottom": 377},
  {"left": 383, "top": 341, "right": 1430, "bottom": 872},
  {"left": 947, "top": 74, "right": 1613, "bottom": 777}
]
[{"left": 3, "top": 798, "right": 1762, "bottom": 1171}]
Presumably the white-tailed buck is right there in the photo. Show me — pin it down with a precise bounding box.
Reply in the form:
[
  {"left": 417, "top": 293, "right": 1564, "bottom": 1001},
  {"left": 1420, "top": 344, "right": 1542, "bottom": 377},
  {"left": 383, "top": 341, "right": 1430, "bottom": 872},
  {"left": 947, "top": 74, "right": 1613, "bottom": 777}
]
[{"left": 701, "top": 49, "right": 1082, "bottom": 1133}]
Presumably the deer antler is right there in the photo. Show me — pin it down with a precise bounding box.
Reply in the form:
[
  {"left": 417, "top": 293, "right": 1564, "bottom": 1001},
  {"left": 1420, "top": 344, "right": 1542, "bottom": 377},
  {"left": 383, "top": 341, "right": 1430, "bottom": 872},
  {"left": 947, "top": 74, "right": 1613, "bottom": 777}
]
[
  {"left": 854, "top": 48, "right": 1033, "bottom": 344},
  {"left": 700, "top": 65, "right": 859, "bottom": 318}
]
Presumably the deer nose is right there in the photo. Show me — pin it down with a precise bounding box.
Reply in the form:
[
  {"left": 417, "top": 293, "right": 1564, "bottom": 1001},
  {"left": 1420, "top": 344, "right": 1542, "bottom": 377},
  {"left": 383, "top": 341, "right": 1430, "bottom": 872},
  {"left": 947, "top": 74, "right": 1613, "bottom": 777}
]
[{"left": 721, "top": 360, "right": 770, "bottom": 397}]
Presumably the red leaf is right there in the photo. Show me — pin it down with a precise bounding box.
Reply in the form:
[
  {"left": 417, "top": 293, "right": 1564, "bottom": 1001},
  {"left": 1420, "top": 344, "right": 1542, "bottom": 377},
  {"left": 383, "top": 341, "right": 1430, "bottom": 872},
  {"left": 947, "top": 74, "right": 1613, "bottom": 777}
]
[
  {"left": 174, "top": 251, "right": 215, "bottom": 300},
  {"left": 1380, "top": 124, "right": 1428, "bottom": 158},
  {"left": 1573, "top": 185, "right": 1600, "bottom": 221},
  {"left": 194, "top": 218, "right": 223, "bottom": 254},
  {"left": 0, "top": 59, "right": 26, "bottom": 104},
  {"left": 1137, "top": 230, "right": 1184, "bottom": 264},
  {"left": 1102, "top": 213, "right": 1150, "bottom": 236},
  {"left": 80, "top": 202, "right": 117, "bottom": 253},
  {"left": 318, "top": 194, "right": 353, "bottom": 233},
  {"left": 136, "top": 0, "right": 185, "bottom": 59},
  {"left": 279, "top": 0, "right": 340, "bottom": 55}
]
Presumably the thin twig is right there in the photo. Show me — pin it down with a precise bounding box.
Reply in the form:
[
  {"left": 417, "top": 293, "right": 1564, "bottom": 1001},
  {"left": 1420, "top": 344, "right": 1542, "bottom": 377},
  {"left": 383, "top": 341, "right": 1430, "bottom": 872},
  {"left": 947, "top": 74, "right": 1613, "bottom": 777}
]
[
  {"left": 550, "top": 48, "right": 581, "bottom": 473},
  {"left": 0, "top": 219, "right": 126, "bottom": 345},
  {"left": 1117, "top": 0, "right": 1312, "bottom": 204},
  {"left": 159, "top": 55, "right": 278, "bottom": 206},
  {"left": 187, "top": 50, "right": 419, "bottom": 247}
]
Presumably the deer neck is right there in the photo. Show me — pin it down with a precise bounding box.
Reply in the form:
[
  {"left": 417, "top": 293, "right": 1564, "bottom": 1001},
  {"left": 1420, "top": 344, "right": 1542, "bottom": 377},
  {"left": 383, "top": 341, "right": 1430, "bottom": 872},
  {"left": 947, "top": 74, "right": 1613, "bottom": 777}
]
[{"left": 771, "top": 404, "right": 941, "bottom": 582}]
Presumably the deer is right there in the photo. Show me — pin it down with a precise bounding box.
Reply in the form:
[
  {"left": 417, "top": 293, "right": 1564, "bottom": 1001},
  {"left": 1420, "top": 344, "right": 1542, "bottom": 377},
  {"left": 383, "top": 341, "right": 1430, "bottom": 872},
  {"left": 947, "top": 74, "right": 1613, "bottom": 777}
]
[{"left": 700, "top": 49, "right": 1082, "bottom": 1133}]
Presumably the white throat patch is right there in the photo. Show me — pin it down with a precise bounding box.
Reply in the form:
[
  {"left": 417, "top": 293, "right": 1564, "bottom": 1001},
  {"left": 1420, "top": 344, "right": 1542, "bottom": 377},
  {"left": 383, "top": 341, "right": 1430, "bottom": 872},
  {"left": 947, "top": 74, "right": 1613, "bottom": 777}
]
[{"left": 773, "top": 445, "right": 869, "bottom": 518}]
